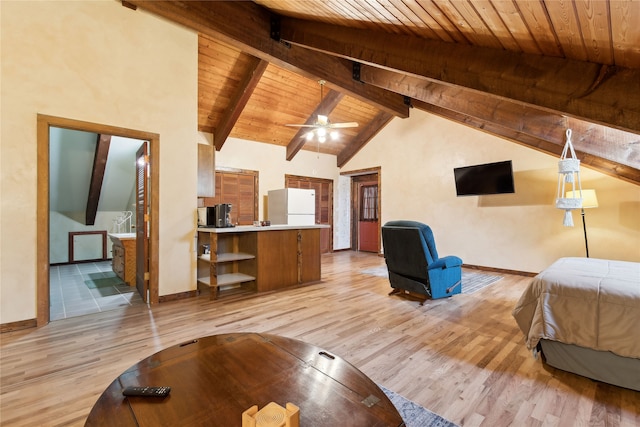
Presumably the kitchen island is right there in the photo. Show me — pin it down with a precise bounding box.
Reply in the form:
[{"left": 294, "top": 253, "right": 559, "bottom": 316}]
[{"left": 197, "top": 224, "right": 327, "bottom": 300}]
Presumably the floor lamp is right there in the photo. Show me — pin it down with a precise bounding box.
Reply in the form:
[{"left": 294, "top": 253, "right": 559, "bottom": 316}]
[{"left": 566, "top": 189, "right": 599, "bottom": 257}]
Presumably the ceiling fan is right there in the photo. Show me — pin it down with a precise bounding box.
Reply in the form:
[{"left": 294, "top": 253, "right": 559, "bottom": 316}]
[{"left": 285, "top": 80, "right": 358, "bottom": 143}]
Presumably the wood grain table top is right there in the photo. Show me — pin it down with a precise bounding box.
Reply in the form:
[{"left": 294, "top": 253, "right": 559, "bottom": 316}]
[{"left": 85, "top": 333, "right": 404, "bottom": 426}]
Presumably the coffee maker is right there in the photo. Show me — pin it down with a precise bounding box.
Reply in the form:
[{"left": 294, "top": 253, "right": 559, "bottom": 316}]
[{"left": 214, "top": 203, "right": 233, "bottom": 228}]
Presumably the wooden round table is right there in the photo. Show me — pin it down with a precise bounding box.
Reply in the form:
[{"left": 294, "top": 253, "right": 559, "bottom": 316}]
[{"left": 85, "top": 333, "right": 404, "bottom": 426}]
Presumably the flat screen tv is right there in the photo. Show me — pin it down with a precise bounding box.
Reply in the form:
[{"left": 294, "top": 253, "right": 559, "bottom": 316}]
[{"left": 454, "top": 160, "right": 515, "bottom": 196}]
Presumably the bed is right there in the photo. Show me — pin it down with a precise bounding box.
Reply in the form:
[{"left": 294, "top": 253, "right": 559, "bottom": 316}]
[{"left": 512, "top": 257, "right": 640, "bottom": 391}]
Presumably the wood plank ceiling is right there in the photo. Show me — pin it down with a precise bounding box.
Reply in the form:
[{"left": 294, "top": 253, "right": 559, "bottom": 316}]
[{"left": 126, "top": 0, "right": 640, "bottom": 184}]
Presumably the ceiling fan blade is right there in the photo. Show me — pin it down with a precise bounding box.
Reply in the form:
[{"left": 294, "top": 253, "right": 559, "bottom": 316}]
[
  {"left": 284, "top": 124, "right": 318, "bottom": 128},
  {"left": 328, "top": 122, "right": 359, "bottom": 128}
]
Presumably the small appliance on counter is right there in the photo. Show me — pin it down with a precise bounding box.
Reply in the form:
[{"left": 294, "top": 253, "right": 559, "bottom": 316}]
[
  {"left": 197, "top": 203, "right": 234, "bottom": 228},
  {"left": 197, "top": 206, "right": 215, "bottom": 227},
  {"left": 213, "top": 203, "right": 234, "bottom": 228}
]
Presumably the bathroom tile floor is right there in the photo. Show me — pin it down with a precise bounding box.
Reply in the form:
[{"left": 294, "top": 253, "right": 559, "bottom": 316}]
[{"left": 49, "top": 261, "right": 145, "bottom": 321}]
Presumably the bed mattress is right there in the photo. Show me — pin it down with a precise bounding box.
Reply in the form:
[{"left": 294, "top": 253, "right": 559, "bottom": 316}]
[{"left": 512, "top": 257, "right": 640, "bottom": 359}]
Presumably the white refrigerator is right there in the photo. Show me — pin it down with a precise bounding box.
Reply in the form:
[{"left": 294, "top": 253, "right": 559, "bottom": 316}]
[{"left": 268, "top": 188, "right": 316, "bottom": 225}]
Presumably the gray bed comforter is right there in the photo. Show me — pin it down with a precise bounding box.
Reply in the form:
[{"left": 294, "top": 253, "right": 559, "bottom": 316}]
[{"left": 512, "top": 257, "right": 640, "bottom": 359}]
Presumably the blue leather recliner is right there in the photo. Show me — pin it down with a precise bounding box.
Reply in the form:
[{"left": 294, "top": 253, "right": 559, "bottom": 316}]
[{"left": 381, "top": 220, "right": 462, "bottom": 304}]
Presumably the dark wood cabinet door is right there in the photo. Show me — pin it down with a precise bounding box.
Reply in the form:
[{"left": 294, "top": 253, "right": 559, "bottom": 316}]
[
  {"left": 299, "top": 229, "right": 321, "bottom": 283},
  {"left": 256, "top": 230, "right": 298, "bottom": 291}
]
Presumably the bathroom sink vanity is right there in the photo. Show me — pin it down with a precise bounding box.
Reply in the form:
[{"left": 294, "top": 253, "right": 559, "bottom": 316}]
[{"left": 108, "top": 233, "right": 136, "bottom": 286}]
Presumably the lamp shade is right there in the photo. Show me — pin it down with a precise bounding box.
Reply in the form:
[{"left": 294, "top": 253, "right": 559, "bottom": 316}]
[{"left": 566, "top": 189, "right": 599, "bottom": 208}]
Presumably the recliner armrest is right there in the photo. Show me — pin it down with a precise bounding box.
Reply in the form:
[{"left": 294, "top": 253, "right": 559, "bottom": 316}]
[{"left": 428, "top": 256, "right": 463, "bottom": 270}]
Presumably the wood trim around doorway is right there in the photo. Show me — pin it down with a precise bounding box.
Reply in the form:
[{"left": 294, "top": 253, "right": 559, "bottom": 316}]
[
  {"left": 36, "top": 114, "right": 160, "bottom": 326},
  {"left": 340, "top": 167, "right": 382, "bottom": 253}
]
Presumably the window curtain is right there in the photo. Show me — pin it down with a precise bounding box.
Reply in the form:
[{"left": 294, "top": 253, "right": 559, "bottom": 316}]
[{"left": 360, "top": 185, "right": 378, "bottom": 221}]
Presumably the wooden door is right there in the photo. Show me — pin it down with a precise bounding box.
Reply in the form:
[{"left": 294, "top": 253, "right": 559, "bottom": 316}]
[
  {"left": 285, "top": 175, "right": 333, "bottom": 253},
  {"left": 135, "top": 143, "right": 149, "bottom": 302},
  {"left": 350, "top": 173, "right": 380, "bottom": 253},
  {"left": 357, "top": 183, "right": 379, "bottom": 252}
]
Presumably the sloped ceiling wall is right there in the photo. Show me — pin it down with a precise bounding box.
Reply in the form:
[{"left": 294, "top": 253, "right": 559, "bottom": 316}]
[{"left": 49, "top": 127, "right": 143, "bottom": 217}]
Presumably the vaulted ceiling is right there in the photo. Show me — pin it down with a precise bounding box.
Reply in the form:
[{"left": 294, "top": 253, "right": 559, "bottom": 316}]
[{"left": 125, "top": 1, "right": 640, "bottom": 185}]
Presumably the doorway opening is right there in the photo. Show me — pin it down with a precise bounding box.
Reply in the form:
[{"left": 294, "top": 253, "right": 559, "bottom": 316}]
[
  {"left": 341, "top": 167, "right": 382, "bottom": 253},
  {"left": 37, "top": 115, "right": 160, "bottom": 326}
]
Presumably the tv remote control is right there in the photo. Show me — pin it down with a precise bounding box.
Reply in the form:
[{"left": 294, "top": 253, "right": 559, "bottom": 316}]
[{"left": 122, "top": 386, "right": 171, "bottom": 398}]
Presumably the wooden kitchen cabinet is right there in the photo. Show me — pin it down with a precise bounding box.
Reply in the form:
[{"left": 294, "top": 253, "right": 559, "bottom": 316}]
[
  {"left": 298, "top": 228, "right": 321, "bottom": 284},
  {"left": 255, "top": 230, "right": 298, "bottom": 292},
  {"left": 197, "top": 225, "right": 324, "bottom": 300},
  {"left": 197, "top": 229, "right": 257, "bottom": 300},
  {"left": 197, "top": 143, "right": 215, "bottom": 198}
]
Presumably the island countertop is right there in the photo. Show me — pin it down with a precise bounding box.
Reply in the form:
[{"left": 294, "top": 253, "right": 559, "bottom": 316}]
[{"left": 197, "top": 224, "right": 329, "bottom": 233}]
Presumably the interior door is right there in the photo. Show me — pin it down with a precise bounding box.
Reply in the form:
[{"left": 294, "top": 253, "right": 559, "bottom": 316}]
[
  {"left": 136, "top": 142, "right": 149, "bottom": 302},
  {"left": 350, "top": 172, "right": 380, "bottom": 253},
  {"left": 357, "top": 182, "right": 379, "bottom": 252}
]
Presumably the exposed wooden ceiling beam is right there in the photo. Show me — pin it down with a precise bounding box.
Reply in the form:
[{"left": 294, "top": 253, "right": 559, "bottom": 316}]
[
  {"left": 337, "top": 111, "right": 394, "bottom": 167},
  {"left": 412, "top": 101, "right": 640, "bottom": 185},
  {"left": 86, "top": 134, "right": 111, "bottom": 225},
  {"left": 214, "top": 57, "right": 268, "bottom": 150},
  {"left": 278, "top": 17, "right": 640, "bottom": 134},
  {"left": 359, "top": 66, "right": 640, "bottom": 174},
  {"left": 286, "top": 89, "right": 344, "bottom": 160},
  {"left": 126, "top": 0, "right": 409, "bottom": 118}
]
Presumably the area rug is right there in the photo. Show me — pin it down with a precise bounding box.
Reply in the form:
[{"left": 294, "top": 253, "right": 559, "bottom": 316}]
[
  {"left": 380, "top": 385, "right": 459, "bottom": 427},
  {"left": 360, "top": 266, "right": 502, "bottom": 294},
  {"left": 84, "top": 273, "right": 128, "bottom": 289}
]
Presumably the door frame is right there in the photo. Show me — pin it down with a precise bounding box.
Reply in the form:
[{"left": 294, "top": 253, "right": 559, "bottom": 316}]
[
  {"left": 36, "top": 114, "right": 160, "bottom": 326},
  {"left": 340, "top": 167, "right": 382, "bottom": 253}
]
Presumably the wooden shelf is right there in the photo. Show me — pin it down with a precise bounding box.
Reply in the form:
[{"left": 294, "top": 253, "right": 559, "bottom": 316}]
[
  {"left": 217, "top": 273, "right": 255, "bottom": 286},
  {"left": 199, "top": 252, "right": 255, "bottom": 262},
  {"left": 197, "top": 274, "right": 255, "bottom": 288},
  {"left": 217, "top": 252, "right": 255, "bottom": 262},
  {"left": 197, "top": 229, "right": 258, "bottom": 301}
]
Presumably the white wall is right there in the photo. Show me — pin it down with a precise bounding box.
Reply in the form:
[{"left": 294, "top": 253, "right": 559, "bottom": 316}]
[
  {"left": 1, "top": 0, "right": 198, "bottom": 323},
  {"left": 50, "top": 210, "right": 128, "bottom": 264},
  {"left": 214, "top": 137, "right": 347, "bottom": 246},
  {"left": 343, "top": 109, "right": 640, "bottom": 272}
]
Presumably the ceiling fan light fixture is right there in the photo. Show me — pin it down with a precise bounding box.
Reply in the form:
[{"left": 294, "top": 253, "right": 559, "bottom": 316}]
[
  {"left": 283, "top": 80, "right": 358, "bottom": 145},
  {"left": 317, "top": 115, "right": 329, "bottom": 126}
]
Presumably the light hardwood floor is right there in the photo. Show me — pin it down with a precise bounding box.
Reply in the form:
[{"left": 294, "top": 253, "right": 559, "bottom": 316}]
[{"left": 1, "top": 251, "right": 638, "bottom": 426}]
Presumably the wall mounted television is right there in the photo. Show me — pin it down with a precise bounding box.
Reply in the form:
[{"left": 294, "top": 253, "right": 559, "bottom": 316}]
[{"left": 453, "top": 160, "right": 515, "bottom": 196}]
